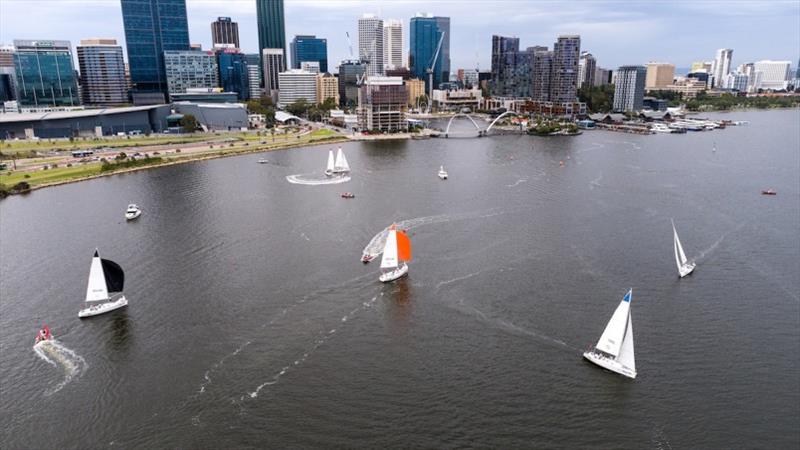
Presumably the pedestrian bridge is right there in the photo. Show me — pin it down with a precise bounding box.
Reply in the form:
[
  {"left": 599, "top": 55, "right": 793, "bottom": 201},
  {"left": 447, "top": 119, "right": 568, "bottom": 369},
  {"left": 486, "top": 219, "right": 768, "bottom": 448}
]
[{"left": 443, "top": 111, "right": 522, "bottom": 138}]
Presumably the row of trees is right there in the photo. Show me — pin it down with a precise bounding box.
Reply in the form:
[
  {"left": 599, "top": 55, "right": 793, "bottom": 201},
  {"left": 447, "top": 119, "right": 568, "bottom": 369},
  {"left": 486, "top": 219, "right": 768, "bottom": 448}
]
[{"left": 578, "top": 85, "right": 615, "bottom": 113}]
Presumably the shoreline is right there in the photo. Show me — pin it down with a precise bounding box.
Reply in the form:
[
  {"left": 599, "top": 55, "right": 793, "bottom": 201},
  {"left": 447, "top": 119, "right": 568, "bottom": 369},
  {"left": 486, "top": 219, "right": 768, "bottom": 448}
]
[{"left": 2, "top": 134, "right": 348, "bottom": 196}]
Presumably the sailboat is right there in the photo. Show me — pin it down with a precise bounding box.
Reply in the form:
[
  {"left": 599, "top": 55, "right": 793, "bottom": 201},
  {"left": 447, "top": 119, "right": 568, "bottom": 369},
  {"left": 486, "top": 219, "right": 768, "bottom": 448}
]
[
  {"left": 672, "top": 219, "right": 696, "bottom": 278},
  {"left": 324, "top": 150, "right": 335, "bottom": 176},
  {"left": 379, "top": 224, "right": 412, "bottom": 282},
  {"left": 78, "top": 250, "right": 128, "bottom": 318},
  {"left": 333, "top": 147, "right": 350, "bottom": 174},
  {"left": 583, "top": 289, "right": 637, "bottom": 379}
]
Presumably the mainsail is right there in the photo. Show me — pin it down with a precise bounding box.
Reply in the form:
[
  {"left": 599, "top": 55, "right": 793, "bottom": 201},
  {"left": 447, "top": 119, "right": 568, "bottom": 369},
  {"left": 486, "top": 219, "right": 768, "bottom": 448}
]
[
  {"left": 672, "top": 220, "right": 688, "bottom": 268},
  {"left": 334, "top": 148, "right": 350, "bottom": 172},
  {"left": 326, "top": 150, "right": 335, "bottom": 173},
  {"left": 595, "top": 289, "right": 632, "bottom": 358},
  {"left": 380, "top": 227, "right": 399, "bottom": 269},
  {"left": 616, "top": 311, "right": 636, "bottom": 371},
  {"left": 85, "top": 250, "right": 109, "bottom": 302}
]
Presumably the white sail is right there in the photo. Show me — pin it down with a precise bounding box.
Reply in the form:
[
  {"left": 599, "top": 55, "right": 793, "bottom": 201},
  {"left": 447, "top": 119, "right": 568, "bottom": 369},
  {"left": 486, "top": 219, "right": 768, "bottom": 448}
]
[
  {"left": 673, "top": 221, "right": 688, "bottom": 268},
  {"left": 380, "top": 229, "right": 398, "bottom": 269},
  {"left": 334, "top": 148, "right": 350, "bottom": 172},
  {"left": 85, "top": 252, "right": 109, "bottom": 302},
  {"left": 326, "top": 150, "right": 335, "bottom": 173},
  {"left": 595, "top": 290, "right": 632, "bottom": 358},
  {"left": 616, "top": 310, "right": 635, "bottom": 371}
]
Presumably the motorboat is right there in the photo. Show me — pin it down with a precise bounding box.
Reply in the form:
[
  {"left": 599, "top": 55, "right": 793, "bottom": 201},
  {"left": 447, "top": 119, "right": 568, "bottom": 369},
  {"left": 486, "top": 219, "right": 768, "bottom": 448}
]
[
  {"left": 341, "top": 192, "right": 355, "bottom": 198},
  {"left": 761, "top": 189, "right": 777, "bottom": 195},
  {"left": 35, "top": 325, "right": 52, "bottom": 343},
  {"left": 79, "top": 249, "right": 128, "bottom": 318},
  {"left": 361, "top": 253, "right": 376, "bottom": 263},
  {"left": 125, "top": 204, "right": 142, "bottom": 220},
  {"left": 583, "top": 289, "right": 637, "bottom": 379},
  {"left": 438, "top": 166, "right": 448, "bottom": 180},
  {"left": 257, "top": 158, "right": 269, "bottom": 164},
  {"left": 651, "top": 123, "right": 672, "bottom": 133}
]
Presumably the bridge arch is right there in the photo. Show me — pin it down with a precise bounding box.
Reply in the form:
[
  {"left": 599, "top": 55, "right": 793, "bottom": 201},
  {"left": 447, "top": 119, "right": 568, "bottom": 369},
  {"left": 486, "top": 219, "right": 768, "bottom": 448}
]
[
  {"left": 444, "top": 113, "right": 482, "bottom": 137},
  {"left": 485, "top": 111, "right": 522, "bottom": 133}
]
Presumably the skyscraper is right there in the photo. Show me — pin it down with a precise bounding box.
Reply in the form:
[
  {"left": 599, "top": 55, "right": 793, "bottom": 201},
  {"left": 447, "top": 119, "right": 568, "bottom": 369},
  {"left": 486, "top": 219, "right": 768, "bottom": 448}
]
[
  {"left": 531, "top": 48, "right": 553, "bottom": 101},
  {"left": 578, "top": 51, "right": 596, "bottom": 88},
  {"left": 217, "top": 48, "right": 249, "bottom": 100},
  {"left": 490, "top": 35, "right": 519, "bottom": 96},
  {"left": 262, "top": 48, "right": 285, "bottom": 94},
  {"left": 644, "top": 62, "right": 675, "bottom": 90},
  {"left": 383, "top": 20, "right": 403, "bottom": 69},
  {"left": 0, "top": 44, "right": 17, "bottom": 102},
  {"left": 290, "top": 35, "right": 328, "bottom": 73},
  {"left": 409, "top": 13, "right": 450, "bottom": 93},
  {"left": 613, "top": 65, "right": 646, "bottom": 112},
  {"left": 711, "top": 48, "right": 733, "bottom": 88},
  {"left": 550, "top": 35, "right": 580, "bottom": 103},
  {"left": 211, "top": 17, "right": 240, "bottom": 49},
  {"left": 358, "top": 14, "right": 384, "bottom": 77},
  {"left": 338, "top": 60, "right": 366, "bottom": 108},
  {"left": 77, "top": 39, "right": 128, "bottom": 106},
  {"left": 163, "top": 50, "right": 219, "bottom": 98},
  {"left": 121, "top": 0, "right": 190, "bottom": 102},
  {"left": 244, "top": 53, "right": 262, "bottom": 99},
  {"left": 256, "top": 0, "right": 287, "bottom": 73},
  {"left": 13, "top": 40, "right": 79, "bottom": 107}
]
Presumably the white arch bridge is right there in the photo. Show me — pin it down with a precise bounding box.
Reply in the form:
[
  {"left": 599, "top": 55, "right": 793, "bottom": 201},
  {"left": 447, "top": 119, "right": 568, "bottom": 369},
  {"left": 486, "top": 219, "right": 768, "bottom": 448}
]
[{"left": 443, "top": 111, "right": 522, "bottom": 138}]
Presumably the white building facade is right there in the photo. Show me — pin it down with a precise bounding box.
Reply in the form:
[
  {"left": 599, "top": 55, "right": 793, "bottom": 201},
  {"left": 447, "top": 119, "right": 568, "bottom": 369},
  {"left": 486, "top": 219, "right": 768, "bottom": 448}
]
[
  {"left": 752, "top": 60, "right": 791, "bottom": 91},
  {"left": 711, "top": 48, "right": 733, "bottom": 88},
  {"left": 383, "top": 19, "right": 403, "bottom": 70},
  {"left": 277, "top": 69, "right": 317, "bottom": 107},
  {"left": 358, "top": 14, "right": 384, "bottom": 77}
]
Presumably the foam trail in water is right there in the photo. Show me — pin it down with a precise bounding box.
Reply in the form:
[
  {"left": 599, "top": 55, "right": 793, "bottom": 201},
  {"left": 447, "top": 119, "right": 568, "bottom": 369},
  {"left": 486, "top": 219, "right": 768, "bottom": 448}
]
[
  {"left": 33, "top": 339, "right": 88, "bottom": 396},
  {"left": 506, "top": 178, "right": 527, "bottom": 188},
  {"left": 286, "top": 174, "right": 351, "bottom": 185}
]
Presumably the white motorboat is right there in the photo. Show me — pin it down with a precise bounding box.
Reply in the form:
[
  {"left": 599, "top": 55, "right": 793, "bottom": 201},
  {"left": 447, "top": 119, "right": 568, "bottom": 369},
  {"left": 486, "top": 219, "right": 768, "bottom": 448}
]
[
  {"left": 651, "top": 123, "right": 672, "bottom": 133},
  {"left": 79, "top": 250, "right": 128, "bottom": 318},
  {"left": 438, "top": 165, "right": 448, "bottom": 179},
  {"left": 333, "top": 147, "right": 350, "bottom": 174},
  {"left": 672, "top": 219, "right": 696, "bottom": 278},
  {"left": 379, "top": 224, "right": 412, "bottom": 283},
  {"left": 257, "top": 158, "right": 269, "bottom": 164},
  {"left": 324, "top": 150, "right": 335, "bottom": 176},
  {"left": 583, "top": 289, "right": 637, "bottom": 379},
  {"left": 125, "top": 204, "right": 141, "bottom": 220}
]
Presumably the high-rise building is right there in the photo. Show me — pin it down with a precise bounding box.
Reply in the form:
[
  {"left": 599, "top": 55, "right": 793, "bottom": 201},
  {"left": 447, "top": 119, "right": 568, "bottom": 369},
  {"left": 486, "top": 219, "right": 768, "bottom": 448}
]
[
  {"left": 613, "top": 65, "right": 646, "bottom": 112},
  {"left": 301, "top": 61, "right": 320, "bottom": 74},
  {"left": 256, "top": 0, "right": 286, "bottom": 78},
  {"left": 262, "top": 48, "right": 285, "bottom": 94},
  {"left": 490, "top": 35, "right": 519, "bottom": 96},
  {"left": 645, "top": 62, "right": 675, "bottom": 90},
  {"left": 211, "top": 17, "right": 240, "bottom": 49},
  {"left": 277, "top": 69, "right": 316, "bottom": 107},
  {"left": 76, "top": 39, "right": 128, "bottom": 106},
  {"left": 550, "top": 35, "right": 580, "bottom": 103},
  {"left": 338, "top": 60, "right": 366, "bottom": 108},
  {"left": 752, "top": 60, "right": 791, "bottom": 90},
  {"left": 409, "top": 13, "right": 450, "bottom": 93},
  {"left": 690, "top": 61, "right": 711, "bottom": 73},
  {"left": 358, "top": 14, "right": 384, "bottom": 77},
  {"left": 406, "top": 78, "right": 425, "bottom": 106},
  {"left": 13, "top": 40, "right": 80, "bottom": 107},
  {"left": 531, "top": 48, "right": 553, "bottom": 101},
  {"left": 316, "top": 72, "right": 339, "bottom": 105},
  {"left": 578, "top": 51, "right": 596, "bottom": 88},
  {"left": 357, "top": 76, "right": 407, "bottom": 132},
  {"left": 216, "top": 49, "right": 249, "bottom": 100},
  {"left": 0, "top": 44, "right": 17, "bottom": 102},
  {"left": 383, "top": 19, "right": 403, "bottom": 69},
  {"left": 163, "top": 50, "right": 219, "bottom": 98},
  {"left": 121, "top": 0, "right": 190, "bottom": 102},
  {"left": 593, "top": 67, "right": 611, "bottom": 86},
  {"left": 723, "top": 72, "right": 749, "bottom": 91},
  {"left": 711, "top": 48, "right": 733, "bottom": 88},
  {"left": 290, "top": 35, "right": 327, "bottom": 73}
]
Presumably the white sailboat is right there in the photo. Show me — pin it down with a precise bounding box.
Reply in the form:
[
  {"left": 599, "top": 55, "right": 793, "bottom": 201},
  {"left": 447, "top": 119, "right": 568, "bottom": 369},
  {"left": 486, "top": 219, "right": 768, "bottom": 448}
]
[
  {"left": 324, "top": 150, "right": 335, "bottom": 176},
  {"left": 379, "top": 224, "right": 411, "bottom": 282},
  {"left": 583, "top": 289, "right": 637, "bottom": 379},
  {"left": 672, "top": 219, "right": 696, "bottom": 278},
  {"left": 438, "top": 165, "right": 448, "bottom": 180},
  {"left": 333, "top": 147, "right": 350, "bottom": 173},
  {"left": 78, "top": 250, "right": 128, "bottom": 318}
]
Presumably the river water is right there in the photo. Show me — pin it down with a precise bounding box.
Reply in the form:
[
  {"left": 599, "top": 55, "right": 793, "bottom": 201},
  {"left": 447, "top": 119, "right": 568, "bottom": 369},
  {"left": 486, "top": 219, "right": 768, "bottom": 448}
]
[{"left": 1, "top": 109, "right": 798, "bottom": 448}]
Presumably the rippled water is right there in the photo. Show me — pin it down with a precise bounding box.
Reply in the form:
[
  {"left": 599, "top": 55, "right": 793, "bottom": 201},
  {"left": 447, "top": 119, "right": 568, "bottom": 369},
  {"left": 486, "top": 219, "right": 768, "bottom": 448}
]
[{"left": 1, "top": 109, "right": 798, "bottom": 448}]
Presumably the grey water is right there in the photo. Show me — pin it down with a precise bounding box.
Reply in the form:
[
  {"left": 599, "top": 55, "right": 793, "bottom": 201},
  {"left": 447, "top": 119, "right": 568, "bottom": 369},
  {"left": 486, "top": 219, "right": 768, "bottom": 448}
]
[{"left": 1, "top": 109, "right": 798, "bottom": 448}]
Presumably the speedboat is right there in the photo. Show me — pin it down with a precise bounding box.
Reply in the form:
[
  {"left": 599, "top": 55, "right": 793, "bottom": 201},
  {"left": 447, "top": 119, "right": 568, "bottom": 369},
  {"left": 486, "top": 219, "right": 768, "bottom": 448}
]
[
  {"left": 341, "top": 192, "right": 355, "bottom": 198},
  {"left": 438, "top": 165, "right": 448, "bottom": 180},
  {"left": 361, "top": 253, "right": 375, "bottom": 263},
  {"left": 761, "top": 189, "right": 777, "bottom": 195},
  {"left": 257, "top": 158, "right": 269, "bottom": 164},
  {"left": 125, "top": 204, "right": 142, "bottom": 220},
  {"left": 651, "top": 123, "right": 672, "bottom": 133},
  {"left": 35, "top": 325, "right": 52, "bottom": 343}
]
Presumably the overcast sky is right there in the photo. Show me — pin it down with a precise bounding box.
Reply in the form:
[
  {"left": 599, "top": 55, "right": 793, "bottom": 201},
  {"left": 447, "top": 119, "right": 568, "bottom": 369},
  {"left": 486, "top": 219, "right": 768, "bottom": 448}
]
[{"left": 1, "top": 0, "right": 798, "bottom": 73}]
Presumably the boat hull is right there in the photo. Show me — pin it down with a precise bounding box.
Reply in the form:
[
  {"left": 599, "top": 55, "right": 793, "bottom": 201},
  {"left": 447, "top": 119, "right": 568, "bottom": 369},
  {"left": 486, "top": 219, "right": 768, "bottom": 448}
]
[
  {"left": 438, "top": 173, "right": 448, "bottom": 179},
  {"left": 379, "top": 263, "right": 408, "bottom": 283},
  {"left": 583, "top": 351, "right": 636, "bottom": 379},
  {"left": 125, "top": 211, "right": 141, "bottom": 220},
  {"left": 79, "top": 296, "right": 128, "bottom": 318},
  {"left": 678, "top": 262, "right": 696, "bottom": 278}
]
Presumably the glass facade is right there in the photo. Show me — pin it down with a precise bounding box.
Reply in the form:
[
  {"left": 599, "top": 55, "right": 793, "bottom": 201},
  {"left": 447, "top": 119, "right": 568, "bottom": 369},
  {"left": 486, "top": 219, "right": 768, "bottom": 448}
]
[
  {"left": 13, "top": 40, "right": 79, "bottom": 107},
  {"left": 121, "top": 0, "right": 190, "bottom": 96},
  {"left": 256, "top": 0, "right": 286, "bottom": 70},
  {"left": 338, "top": 60, "right": 366, "bottom": 109},
  {"left": 217, "top": 51, "right": 250, "bottom": 100},
  {"left": 290, "top": 35, "right": 328, "bottom": 73},
  {"left": 163, "top": 50, "right": 219, "bottom": 98},
  {"left": 409, "top": 15, "right": 450, "bottom": 92}
]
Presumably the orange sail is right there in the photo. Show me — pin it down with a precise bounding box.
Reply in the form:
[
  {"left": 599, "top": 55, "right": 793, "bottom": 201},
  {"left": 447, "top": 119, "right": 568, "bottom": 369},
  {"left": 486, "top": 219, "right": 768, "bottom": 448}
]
[{"left": 396, "top": 230, "right": 412, "bottom": 261}]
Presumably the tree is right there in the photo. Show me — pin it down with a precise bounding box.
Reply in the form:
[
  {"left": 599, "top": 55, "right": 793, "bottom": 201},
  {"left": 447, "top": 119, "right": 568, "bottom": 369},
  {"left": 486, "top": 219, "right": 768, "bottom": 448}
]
[
  {"left": 578, "top": 84, "right": 615, "bottom": 113},
  {"left": 286, "top": 98, "right": 310, "bottom": 117},
  {"left": 319, "top": 97, "right": 337, "bottom": 112},
  {"left": 180, "top": 114, "right": 199, "bottom": 133}
]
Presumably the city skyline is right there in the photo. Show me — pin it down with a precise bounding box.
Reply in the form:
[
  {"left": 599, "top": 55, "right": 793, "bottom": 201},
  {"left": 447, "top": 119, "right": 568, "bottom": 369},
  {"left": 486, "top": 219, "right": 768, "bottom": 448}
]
[{"left": 1, "top": 0, "right": 798, "bottom": 74}]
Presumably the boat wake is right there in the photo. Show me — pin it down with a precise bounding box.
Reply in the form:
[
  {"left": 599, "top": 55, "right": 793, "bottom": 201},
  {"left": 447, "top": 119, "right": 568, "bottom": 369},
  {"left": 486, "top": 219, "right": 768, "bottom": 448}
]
[
  {"left": 361, "top": 210, "right": 504, "bottom": 261},
  {"left": 506, "top": 178, "right": 527, "bottom": 188},
  {"left": 286, "top": 173, "right": 351, "bottom": 185},
  {"left": 33, "top": 339, "right": 88, "bottom": 396}
]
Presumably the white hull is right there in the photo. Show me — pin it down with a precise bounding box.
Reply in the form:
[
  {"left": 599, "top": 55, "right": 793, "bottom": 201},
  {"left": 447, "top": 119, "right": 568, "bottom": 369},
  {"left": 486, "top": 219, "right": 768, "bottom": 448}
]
[
  {"left": 79, "top": 296, "right": 128, "bottom": 318},
  {"left": 678, "top": 261, "right": 696, "bottom": 278},
  {"left": 379, "top": 263, "right": 408, "bottom": 283},
  {"left": 583, "top": 351, "right": 636, "bottom": 379},
  {"left": 438, "top": 172, "right": 448, "bottom": 179},
  {"left": 125, "top": 210, "right": 141, "bottom": 220}
]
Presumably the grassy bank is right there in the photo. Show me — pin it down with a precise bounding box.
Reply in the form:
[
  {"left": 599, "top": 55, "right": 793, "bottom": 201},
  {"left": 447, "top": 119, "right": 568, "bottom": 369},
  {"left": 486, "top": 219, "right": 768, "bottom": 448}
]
[{"left": 0, "top": 128, "right": 346, "bottom": 196}]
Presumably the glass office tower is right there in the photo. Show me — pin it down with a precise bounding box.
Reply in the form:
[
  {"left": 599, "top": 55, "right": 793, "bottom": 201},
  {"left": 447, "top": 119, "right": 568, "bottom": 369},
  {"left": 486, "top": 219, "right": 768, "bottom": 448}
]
[
  {"left": 409, "top": 14, "right": 450, "bottom": 92},
  {"left": 13, "top": 40, "right": 79, "bottom": 107},
  {"left": 290, "top": 35, "right": 328, "bottom": 73}
]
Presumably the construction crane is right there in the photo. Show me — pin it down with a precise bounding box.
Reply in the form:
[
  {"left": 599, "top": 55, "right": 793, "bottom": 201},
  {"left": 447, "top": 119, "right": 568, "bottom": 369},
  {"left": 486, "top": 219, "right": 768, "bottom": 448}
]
[
  {"left": 426, "top": 31, "right": 445, "bottom": 114},
  {"left": 346, "top": 31, "right": 367, "bottom": 86}
]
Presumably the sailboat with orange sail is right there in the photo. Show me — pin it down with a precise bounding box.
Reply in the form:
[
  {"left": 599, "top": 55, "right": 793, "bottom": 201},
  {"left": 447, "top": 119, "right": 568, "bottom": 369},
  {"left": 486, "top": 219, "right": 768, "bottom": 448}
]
[{"left": 379, "top": 224, "right": 412, "bottom": 282}]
